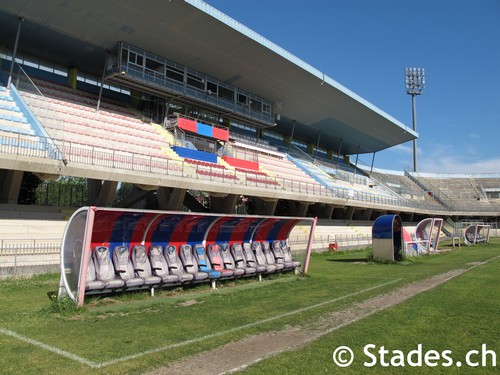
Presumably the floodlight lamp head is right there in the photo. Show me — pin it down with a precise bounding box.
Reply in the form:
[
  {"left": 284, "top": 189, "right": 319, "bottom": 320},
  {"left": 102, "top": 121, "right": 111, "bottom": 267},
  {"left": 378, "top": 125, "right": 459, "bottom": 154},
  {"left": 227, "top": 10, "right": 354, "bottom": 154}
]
[{"left": 405, "top": 67, "right": 426, "bottom": 95}]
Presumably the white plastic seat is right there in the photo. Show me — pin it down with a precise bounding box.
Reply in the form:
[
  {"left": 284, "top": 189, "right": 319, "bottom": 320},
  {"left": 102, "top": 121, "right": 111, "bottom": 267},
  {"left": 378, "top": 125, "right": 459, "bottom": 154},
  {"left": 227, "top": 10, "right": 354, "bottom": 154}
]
[
  {"left": 179, "top": 244, "right": 209, "bottom": 281},
  {"left": 207, "top": 243, "right": 235, "bottom": 278},
  {"left": 271, "top": 240, "right": 295, "bottom": 269},
  {"left": 92, "top": 246, "right": 125, "bottom": 289},
  {"left": 230, "top": 243, "right": 257, "bottom": 275},
  {"left": 220, "top": 243, "right": 245, "bottom": 277},
  {"left": 150, "top": 245, "right": 187, "bottom": 283},
  {"left": 85, "top": 256, "right": 105, "bottom": 290},
  {"left": 112, "top": 245, "right": 145, "bottom": 288},
  {"left": 241, "top": 242, "right": 267, "bottom": 274},
  {"left": 251, "top": 242, "right": 277, "bottom": 273},
  {"left": 131, "top": 245, "right": 162, "bottom": 285},
  {"left": 280, "top": 240, "right": 301, "bottom": 268},
  {"left": 261, "top": 241, "right": 285, "bottom": 271}
]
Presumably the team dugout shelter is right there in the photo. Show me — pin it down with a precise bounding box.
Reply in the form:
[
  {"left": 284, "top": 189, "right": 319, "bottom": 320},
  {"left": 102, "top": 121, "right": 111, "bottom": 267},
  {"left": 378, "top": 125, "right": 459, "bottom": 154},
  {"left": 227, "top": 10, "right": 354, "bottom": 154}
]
[{"left": 59, "top": 207, "right": 316, "bottom": 306}]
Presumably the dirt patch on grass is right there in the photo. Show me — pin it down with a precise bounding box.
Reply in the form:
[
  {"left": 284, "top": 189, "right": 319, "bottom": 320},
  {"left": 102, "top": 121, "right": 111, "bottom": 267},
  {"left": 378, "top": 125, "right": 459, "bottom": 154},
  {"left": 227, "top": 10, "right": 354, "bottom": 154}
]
[
  {"left": 142, "top": 268, "right": 469, "bottom": 375},
  {"left": 178, "top": 299, "right": 204, "bottom": 307}
]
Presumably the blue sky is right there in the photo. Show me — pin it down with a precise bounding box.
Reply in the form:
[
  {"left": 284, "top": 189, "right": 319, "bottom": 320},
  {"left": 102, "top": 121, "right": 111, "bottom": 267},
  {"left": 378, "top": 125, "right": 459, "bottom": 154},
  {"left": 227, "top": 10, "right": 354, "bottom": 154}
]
[{"left": 204, "top": 0, "right": 500, "bottom": 174}]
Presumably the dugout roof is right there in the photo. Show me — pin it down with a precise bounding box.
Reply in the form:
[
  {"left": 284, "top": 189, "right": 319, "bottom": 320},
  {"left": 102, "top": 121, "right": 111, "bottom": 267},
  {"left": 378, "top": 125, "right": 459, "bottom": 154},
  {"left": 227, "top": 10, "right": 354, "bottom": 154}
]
[{"left": 0, "top": 0, "right": 417, "bottom": 155}]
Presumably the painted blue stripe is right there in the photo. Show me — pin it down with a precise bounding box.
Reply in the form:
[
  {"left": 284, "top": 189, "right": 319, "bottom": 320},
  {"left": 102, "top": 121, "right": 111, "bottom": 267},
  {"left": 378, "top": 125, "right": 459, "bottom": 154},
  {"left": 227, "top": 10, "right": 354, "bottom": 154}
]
[
  {"left": 242, "top": 220, "right": 261, "bottom": 243},
  {"left": 197, "top": 123, "right": 213, "bottom": 137},
  {"left": 108, "top": 213, "right": 142, "bottom": 254},
  {"left": 264, "top": 220, "right": 288, "bottom": 242},
  {"left": 187, "top": 216, "right": 215, "bottom": 245},
  {"left": 150, "top": 215, "right": 185, "bottom": 246},
  {"left": 214, "top": 218, "right": 241, "bottom": 243}
]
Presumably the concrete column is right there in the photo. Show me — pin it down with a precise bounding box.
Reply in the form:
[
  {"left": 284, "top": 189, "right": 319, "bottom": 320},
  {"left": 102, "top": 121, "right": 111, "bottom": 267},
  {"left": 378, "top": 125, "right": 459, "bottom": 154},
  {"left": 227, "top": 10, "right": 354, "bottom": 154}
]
[
  {"left": 306, "top": 203, "right": 333, "bottom": 219},
  {"left": 157, "top": 187, "right": 186, "bottom": 210},
  {"left": 370, "top": 210, "right": 387, "bottom": 221},
  {"left": 252, "top": 197, "right": 278, "bottom": 216},
  {"left": 286, "top": 201, "right": 310, "bottom": 217},
  {"left": 400, "top": 211, "right": 414, "bottom": 222},
  {"left": 87, "top": 179, "right": 118, "bottom": 206},
  {"left": 344, "top": 206, "right": 355, "bottom": 221},
  {"left": 211, "top": 194, "right": 239, "bottom": 214},
  {"left": 324, "top": 204, "right": 335, "bottom": 219},
  {"left": 355, "top": 208, "right": 372, "bottom": 221},
  {"left": 0, "top": 169, "right": 23, "bottom": 204}
]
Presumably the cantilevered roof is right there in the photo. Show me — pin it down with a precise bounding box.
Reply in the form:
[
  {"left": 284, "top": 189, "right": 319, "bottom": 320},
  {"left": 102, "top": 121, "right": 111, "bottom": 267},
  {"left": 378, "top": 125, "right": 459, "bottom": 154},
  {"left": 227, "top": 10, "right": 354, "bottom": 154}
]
[{"left": 0, "top": 0, "right": 417, "bottom": 155}]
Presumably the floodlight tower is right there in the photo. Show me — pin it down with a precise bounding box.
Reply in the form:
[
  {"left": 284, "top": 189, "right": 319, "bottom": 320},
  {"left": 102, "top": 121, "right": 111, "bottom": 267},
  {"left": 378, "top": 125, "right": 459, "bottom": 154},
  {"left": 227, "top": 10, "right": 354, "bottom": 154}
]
[{"left": 405, "top": 67, "right": 425, "bottom": 173}]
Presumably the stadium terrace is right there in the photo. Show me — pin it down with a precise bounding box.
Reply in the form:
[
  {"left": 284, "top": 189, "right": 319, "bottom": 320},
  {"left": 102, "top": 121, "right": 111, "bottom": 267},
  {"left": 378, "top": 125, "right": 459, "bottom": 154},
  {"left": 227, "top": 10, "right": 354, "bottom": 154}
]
[{"left": 0, "top": 0, "right": 498, "bottom": 249}]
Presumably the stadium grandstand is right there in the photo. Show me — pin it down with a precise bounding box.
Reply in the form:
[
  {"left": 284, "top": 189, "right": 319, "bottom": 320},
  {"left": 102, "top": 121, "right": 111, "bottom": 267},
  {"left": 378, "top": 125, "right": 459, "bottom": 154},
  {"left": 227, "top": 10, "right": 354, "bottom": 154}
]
[{"left": 0, "top": 0, "right": 499, "bottom": 272}]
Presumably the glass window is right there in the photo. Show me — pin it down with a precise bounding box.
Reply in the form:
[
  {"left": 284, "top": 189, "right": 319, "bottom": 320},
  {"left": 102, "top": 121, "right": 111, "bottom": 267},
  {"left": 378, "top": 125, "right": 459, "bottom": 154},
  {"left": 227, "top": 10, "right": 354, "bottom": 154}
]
[
  {"left": 145, "top": 57, "right": 163, "bottom": 72},
  {"left": 219, "top": 86, "right": 234, "bottom": 101},
  {"left": 128, "top": 51, "right": 144, "bottom": 67},
  {"left": 250, "top": 99, "right": 261, "bottom": 112},
  {"left": 187, "top": 73, "right": 204, "bottom": 90},
  {"left": 237, "top": 93, "right": 248, "bottom": 105},
  {"left": 166, "top": 66, "right": 184, "bottom": 82},
  {"left": 207, "top": 81, "right": 218, "bottom": 95}
]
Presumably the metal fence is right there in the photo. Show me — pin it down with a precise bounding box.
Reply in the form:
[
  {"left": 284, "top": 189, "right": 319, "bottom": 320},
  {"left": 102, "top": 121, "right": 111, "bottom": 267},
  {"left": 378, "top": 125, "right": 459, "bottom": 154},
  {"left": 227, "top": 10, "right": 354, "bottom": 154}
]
[
  {"left": 0, "top": 239, "right": 60, "bottom": 256},
  {"left": 1, "top": 130, "right": 417, "bottom": 209}
]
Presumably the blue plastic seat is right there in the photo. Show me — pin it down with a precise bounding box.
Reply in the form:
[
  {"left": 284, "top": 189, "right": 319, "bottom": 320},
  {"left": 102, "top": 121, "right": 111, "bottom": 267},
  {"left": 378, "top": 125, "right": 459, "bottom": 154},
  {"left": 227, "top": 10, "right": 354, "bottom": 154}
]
[
  {"left": 179, "top": 244, "right": 210, "bottom": 281},
  {"left": 193, "top": 244, "right": 222, "bottom": 279}
]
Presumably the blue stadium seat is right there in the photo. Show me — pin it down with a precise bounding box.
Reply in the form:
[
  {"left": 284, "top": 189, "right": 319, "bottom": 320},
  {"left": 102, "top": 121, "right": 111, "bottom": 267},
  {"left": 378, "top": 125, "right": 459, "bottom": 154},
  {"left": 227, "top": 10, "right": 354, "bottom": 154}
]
[
  {"left": 179, "top": 244, "right": 210, "bottom": 281},
  {"left": 193, "top": 244, "right": 222, "bottom": 279}
]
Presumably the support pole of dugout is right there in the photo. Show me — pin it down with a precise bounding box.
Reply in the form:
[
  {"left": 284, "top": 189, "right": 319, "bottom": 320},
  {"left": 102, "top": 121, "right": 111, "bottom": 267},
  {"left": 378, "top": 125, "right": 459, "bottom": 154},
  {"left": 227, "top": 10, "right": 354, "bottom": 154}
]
[{"left": 58, "top": 206, "right": 316, "bottom": 306}]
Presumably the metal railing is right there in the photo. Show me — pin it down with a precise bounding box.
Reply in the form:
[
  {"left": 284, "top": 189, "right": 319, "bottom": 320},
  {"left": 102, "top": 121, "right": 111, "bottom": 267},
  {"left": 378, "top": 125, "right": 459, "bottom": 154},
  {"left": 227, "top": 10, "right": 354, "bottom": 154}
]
[
  {"left": 3, "top": 60, "right": 499, "bottom": 213},
  {"left": 0, "top": 239, "right": 60, "bottom": 256},
  {"left": 1, "top": 128, "right": 418, "bottom": 208}
]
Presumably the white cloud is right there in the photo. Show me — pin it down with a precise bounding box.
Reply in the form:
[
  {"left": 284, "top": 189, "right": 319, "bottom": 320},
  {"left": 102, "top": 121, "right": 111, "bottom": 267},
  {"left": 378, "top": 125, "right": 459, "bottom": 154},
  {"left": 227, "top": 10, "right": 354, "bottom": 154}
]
[
  {"left": 419, "top": 155, "right": 500, "bottom": 174},
  {"left": 391, "top": 144, "right": 413, "bottom": 155}
]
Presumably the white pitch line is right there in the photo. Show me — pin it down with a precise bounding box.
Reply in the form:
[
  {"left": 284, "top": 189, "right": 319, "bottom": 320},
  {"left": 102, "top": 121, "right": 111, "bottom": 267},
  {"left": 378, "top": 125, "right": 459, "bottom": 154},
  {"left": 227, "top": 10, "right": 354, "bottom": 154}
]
[
  {"left": 97, "top": 278, "right": 401, "bottom": 368},
  {"left": 0, "top": 278, "right": 400, "bottom": 369},
  {"left": 222, "top": 254, "right": 500, "bottom": 374},
  {"left": 0, "top": 327, "right": 99, "bottom": 368}
]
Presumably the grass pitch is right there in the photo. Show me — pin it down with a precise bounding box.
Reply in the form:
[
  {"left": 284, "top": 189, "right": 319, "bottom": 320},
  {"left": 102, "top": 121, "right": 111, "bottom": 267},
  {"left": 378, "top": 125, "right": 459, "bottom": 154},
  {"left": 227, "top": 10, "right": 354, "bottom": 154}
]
[{"left": 0, "top": 241, "right": 498, "bottom": 374}]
